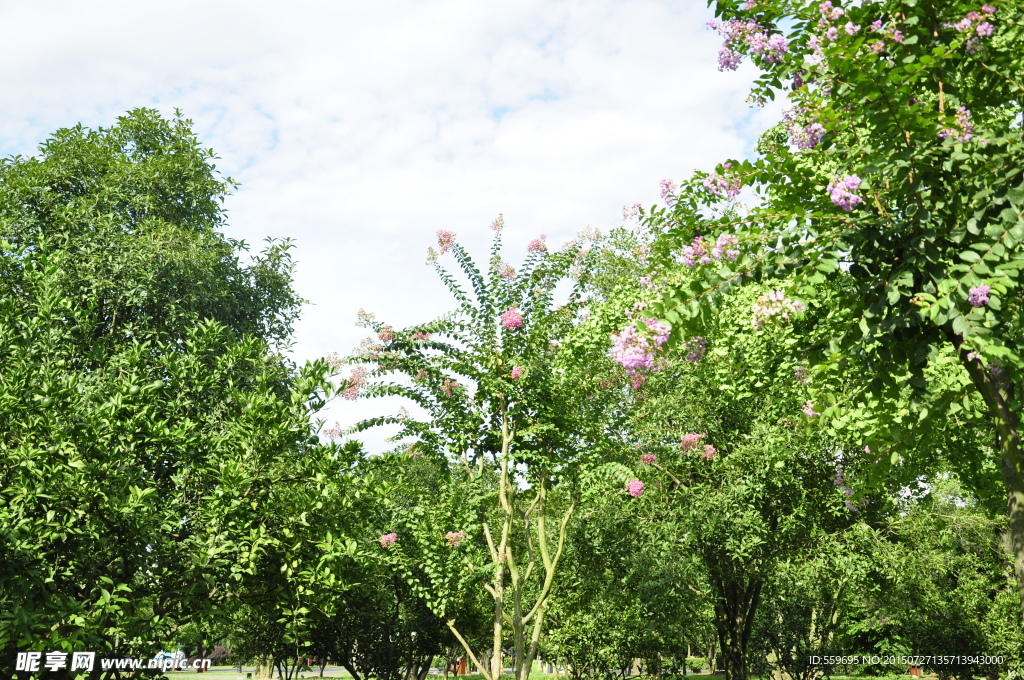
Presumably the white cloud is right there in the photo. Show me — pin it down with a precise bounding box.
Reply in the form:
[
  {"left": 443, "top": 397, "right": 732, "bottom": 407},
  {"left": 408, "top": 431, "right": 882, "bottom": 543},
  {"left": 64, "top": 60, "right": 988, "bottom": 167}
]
[{"left": 2, "top": 0, "right": 783, "bottom": 451}]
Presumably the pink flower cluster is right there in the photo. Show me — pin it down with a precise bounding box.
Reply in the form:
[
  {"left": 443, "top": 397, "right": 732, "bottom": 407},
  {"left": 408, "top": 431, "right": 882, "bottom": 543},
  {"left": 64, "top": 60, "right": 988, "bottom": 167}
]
[
  {"left": 640, "top": 453, "right": 657, "bottom": 465},
  {"left": 412, "top": 329, "right": 431, "bottom": 341},
  {"left": 406, "top": 442, "right": 422, "bottom": 459},
  {"left": 803, "top": 401, "right": 821, "bottom": 417},
  {"left": 968, "top": 284, "right": 991, "bottom": 307},
  {"left": 679, "top": 234, "right": 740, "bottom": 267},
  {"left": 499, "top": 263, "right": 516, "bottom": 279},
  {"left": 833, "top": 472, "right": 855, "bottom": 510},
  {"left": 939, "top": 107, "right": 974, "bottom": 143},
  {"left": 440, "top": 379, "right": 460, "bottom": 397},
  {"left": 378, "top": 325, "right": 395, "bottom": 343},
  {"left": 510, "top": 366, "right": 525, "bottom": 380},
  {"left": 341, "top": 366, "right": 369, "bottom": 400},
  {"left": 445, "top": 531, "right": 467, "bottom": 547},
  {"left": 501, "top": 307, "right": 524, "bottom": 330},
  {"left": 323, "top": 422, "right": 343, "bottom": 439},
  {"left": 609, "top": 318, "right": 671, "bottom": 377},
  {"left": 527, "top": 235, "right": 548, "bottom": 253},
  {"left": 701, "top": 445, "right": 717, "bottom": 460},
  {"left": 817, "top": 1, "right": 844, "bottom": 24},
  {"left": 680, "top": 433, "right": 707, "bottom": 451},
  {"left": 437, "top": 230, "right": 456, "bottom": 255},
  {"left": 683, "top": 336, "right": 707, "bottom": 364},
  {"left": 490, "top": 214, "right": 504, "bottom": 231},
  {"left": 707, "top": 19, "right": 788, "bottom": 71},
  {"left": 625, "top": 479, "right": 645, "bottom": 497},
  {"left": 660, "top": 179, "right": 678, "bottom": 206},
  {"left": 751, "top": 291, "right": 807, "bottom": 329},
  {"left": 783, "top": 109, "right": 826, "bottom": 150},
  {"left": 827, "top": 175, "right": 863, "bottom": 211},
  {"left": 703, "top": 163, "right": 742, "bottom": 199},
  {"left": 379, "top": 532, "right": 398, "bottom": 548},
  {"left": 945, "top": 4, "right": 996, "bottom": 52}
]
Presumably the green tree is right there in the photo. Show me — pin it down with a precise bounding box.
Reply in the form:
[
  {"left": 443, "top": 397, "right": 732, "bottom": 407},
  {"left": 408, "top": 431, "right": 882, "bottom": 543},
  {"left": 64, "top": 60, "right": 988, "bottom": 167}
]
[
  {"left": 0, "top": 111, "right": 340, "bottom": 673},
  {"left": 0, "top": 108, "right": 301, "bottom": 351},
  {"left": 342, "top": 222, "right": 621, "bottom": 680},
  {"left": 644, "top": 0, "right": 1024, "bottom": 613}
]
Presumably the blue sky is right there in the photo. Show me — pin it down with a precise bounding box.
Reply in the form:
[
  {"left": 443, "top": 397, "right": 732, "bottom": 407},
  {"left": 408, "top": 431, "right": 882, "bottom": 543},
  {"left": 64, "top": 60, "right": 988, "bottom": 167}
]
[{"left": 2, "top": 0, "right": 782, "bottom": 450}]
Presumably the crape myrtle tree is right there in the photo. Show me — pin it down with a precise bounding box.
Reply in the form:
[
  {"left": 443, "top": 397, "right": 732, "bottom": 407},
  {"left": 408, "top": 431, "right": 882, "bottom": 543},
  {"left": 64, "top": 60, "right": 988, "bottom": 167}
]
[
  {"left": 340, "top": 220, "right": 623, "bottom": 680},
  {"left": 640, "top": 0, "right": 1024, "bottom": 612},
  {"left": 542, "top": 476, "right": 706, "bottom": 680},
  {"left": 301, "top": 451, "right": 485, "bottom": 680},
  {"left": 0, "top": 110, "right": 343, "bottom": 672},
  {"left": 568, "top": 222, "right": 856, "bottom": 680},
  {"left": 611, "top": 280, "right": 858, "bottom": 680}
]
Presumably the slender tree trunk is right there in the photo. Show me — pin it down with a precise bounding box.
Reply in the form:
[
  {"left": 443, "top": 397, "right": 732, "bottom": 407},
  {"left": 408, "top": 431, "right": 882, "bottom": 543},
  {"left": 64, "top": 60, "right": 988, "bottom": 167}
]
[{"left": 950, "top": 333, "right": 1024, "bottom": 617}]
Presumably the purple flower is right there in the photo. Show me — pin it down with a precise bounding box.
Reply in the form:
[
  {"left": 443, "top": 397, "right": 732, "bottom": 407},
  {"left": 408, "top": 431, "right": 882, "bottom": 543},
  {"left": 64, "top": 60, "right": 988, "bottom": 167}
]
[
  {"left": 826, "top": 26, "right": 838, "bottom": 41},
  {"left": 501, "top": 307, "right": 524, "bottom": 329},
  {"left": 379, "top": 532, "right": 398, "bottom": 548},
  {"left": 784, "top": 109, "right": 827, "bottom": 150},
  {"left": 827, "top": 175, "right": 864, "bottom": 211},
  {"left": 703, "top": 171, "right": 742, "bottom": 199},
  {"left": 684, "top": 335, "right": 707, "bottom": 363},
  {"left": 939, "top": 107, "right": 974, "bottom": 142},
  {"left": 609, "top": 318, "right": 670, "bottom": 376},
  {"left": 660, "top": 179, "right": 678, "bottom": 205},
  {"left": 712, "top": 233, "right": 741, "bottom": 260},
  {"left": 845, "top": 22, "right": 860, "bottom": 35},
  {"left": 977, "top": 21, "right": 994, "bottom": 36},
  {"left": 718, "top": 47, "right": 742, "bottom": 71},
  {"left": 803, "top": 401, "right": 821, "bottom": 417},
  {"left": 983, "top": 4, "right": 996, "bottom": 13},
  {"left": 871, "top": 20, "right": 883, "bottom": 31},
  {"left": 625, "top": 479, "right": 645, "bottom": 497},
  {"left": 640, "top": 453, "right": 657, "bottom": 465},
  {"left": 968, "top": 284, "right": 991, "bottom": 307},
  {"left": 870, "top": 40, "right": 885, "bottom": 53},
  {"left": 808, "top": 34, "right": 823, "bottom": 57}
]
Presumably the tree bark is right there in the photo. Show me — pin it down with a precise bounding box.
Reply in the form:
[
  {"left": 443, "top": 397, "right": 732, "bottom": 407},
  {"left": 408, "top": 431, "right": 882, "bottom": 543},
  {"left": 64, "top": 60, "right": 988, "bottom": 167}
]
[
  {"left": 949, "top": 332, "right": 1024, "bottom": 618},
  {"left": 710, "top": 574, "right": 762, "bottom": 680}
]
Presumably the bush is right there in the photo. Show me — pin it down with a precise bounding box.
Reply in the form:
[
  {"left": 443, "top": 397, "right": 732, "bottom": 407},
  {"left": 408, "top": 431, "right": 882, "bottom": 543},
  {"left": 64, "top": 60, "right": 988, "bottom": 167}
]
[{"left": 686, "top": 658, "right": 708, "bottom": 673}]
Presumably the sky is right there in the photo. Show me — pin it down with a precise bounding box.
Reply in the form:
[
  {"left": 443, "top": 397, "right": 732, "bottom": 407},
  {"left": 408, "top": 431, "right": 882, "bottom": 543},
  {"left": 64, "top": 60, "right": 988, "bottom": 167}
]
[{"left": 1, "top": 0, "right": 783, "bottom": 450}]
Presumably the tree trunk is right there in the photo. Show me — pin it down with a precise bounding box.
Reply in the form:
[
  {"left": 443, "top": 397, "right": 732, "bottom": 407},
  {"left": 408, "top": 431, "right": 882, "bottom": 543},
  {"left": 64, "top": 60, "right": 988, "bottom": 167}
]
[
  {"left": 950, "top": 333, "right": 1024, "bottom": 618},
  {"left": 256, "top": 657, "right": 273, "bottom": 680},
  {"left": 710, "top": 575, "right": 762, "bottom": 680}
]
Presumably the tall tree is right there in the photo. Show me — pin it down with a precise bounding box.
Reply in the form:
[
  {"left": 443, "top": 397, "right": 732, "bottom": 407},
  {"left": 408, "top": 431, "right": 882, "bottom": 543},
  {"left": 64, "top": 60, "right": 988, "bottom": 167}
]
[
  {"left": 644, "top": 0, "right": 1024, "bottom": 612},
  {"left": 0, "top": 111, "right": 337, "bottom": 673},
  {"left": 342, "top": 222, "right": 621, "bottom": 680}
]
